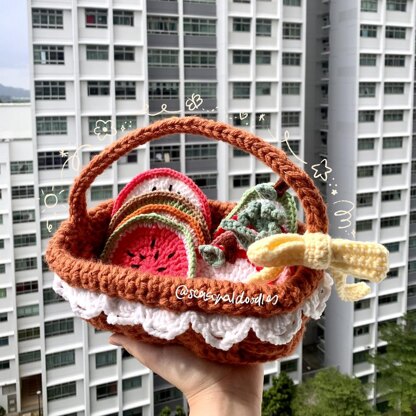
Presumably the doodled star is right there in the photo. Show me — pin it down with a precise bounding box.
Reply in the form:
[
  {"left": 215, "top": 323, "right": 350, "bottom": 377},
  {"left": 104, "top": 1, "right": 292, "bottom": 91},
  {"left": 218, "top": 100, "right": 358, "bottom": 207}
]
[
  {"left": 331, "top": 189, "right": 338, "bottom": 196},
  {"left": 311, "top": 159, "right": 333, "bottom": 181}
]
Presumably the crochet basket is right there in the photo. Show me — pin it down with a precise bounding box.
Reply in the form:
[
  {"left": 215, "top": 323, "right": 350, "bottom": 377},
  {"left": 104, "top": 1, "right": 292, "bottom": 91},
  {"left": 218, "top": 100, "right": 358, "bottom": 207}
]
[{"left": 46, "top": 116, "right": 329, "bottom": 365}]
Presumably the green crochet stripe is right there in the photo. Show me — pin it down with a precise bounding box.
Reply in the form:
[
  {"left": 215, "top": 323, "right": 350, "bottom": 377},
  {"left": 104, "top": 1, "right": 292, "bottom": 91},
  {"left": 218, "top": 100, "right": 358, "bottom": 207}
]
[
  {"left": 277, "top": 192, "right": 298, "bottom": 233},
  {"left": 101, "top": 213, "right": 197, "bottom": 278}
]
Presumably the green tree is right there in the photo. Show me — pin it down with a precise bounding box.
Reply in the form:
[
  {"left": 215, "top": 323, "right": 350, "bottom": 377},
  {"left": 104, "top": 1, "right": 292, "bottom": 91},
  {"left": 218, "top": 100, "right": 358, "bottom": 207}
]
[
  {"left": 371, "top": 312, "right": 416, "bottom": 415},
  {"left": 159, "top": 406, "right": 171, "bottom": 416},
  {"left": 175, "top": 405, "right": 186, "bottom": 416},
  {"left": 292, "top": 367, "right": 378, "bottom": 416},
  {"left": 0, "top": 406, "right": 5, "bottom": 416},
  {"left": 262, "top": 372, "right": 296, "bottom": 416}
]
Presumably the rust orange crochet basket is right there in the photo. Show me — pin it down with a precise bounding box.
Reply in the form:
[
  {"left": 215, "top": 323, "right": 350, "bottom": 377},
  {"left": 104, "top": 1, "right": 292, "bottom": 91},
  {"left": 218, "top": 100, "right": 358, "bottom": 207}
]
[{"left": 46, "top": 116, "right": 330, "bottom": 364}]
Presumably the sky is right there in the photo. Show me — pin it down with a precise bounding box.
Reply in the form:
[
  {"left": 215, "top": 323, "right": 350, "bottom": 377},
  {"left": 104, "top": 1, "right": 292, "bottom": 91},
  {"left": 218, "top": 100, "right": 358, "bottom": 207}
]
[{"left": 0, "top": 0, "right": 30, "bottom": 89}]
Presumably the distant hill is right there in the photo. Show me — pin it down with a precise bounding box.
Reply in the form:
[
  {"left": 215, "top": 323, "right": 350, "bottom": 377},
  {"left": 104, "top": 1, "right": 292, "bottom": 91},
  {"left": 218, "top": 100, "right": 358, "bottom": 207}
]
[{"left": 0, "top": 83, "right": 30, "bottom": 101}]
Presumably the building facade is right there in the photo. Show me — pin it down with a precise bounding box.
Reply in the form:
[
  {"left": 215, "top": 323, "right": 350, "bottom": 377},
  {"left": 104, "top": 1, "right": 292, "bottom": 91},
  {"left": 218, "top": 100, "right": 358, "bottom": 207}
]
[{"left": 0, "top": 0, "right": 309, "bottom": 414}]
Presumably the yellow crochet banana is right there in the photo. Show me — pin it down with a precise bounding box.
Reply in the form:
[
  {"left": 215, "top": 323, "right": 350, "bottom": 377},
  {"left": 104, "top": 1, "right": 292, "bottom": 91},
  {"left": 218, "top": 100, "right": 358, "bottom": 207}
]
[{"left": 246, "top": 232, "right": 389, "bottom": 302}]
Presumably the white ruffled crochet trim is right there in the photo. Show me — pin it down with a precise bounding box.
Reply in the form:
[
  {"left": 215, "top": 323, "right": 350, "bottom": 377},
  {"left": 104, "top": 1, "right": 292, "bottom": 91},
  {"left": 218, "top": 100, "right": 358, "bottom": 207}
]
[{"left": 52, "top": 273, "right": 333, "bottom": 351}]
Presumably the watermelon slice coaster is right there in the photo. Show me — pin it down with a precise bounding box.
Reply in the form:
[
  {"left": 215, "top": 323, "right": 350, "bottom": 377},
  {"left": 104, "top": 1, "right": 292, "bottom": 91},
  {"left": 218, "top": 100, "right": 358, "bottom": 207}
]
[{"left": 101, "top": 213, "right": 197, "bottom": 279}]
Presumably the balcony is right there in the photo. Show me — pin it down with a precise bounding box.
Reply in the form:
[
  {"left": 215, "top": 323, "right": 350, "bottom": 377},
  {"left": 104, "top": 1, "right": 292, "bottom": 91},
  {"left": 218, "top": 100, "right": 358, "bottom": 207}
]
[
  {"left": 282, "top": 4, "right": 303, "bottom": 19},
  {"left": 353, "top": 361, "right": 374, "bottom": 375},
  {"left": 378, "top": 296, "right": 403, "bottom": 318},
  {"left": 380, "top": 198, "right": 406, "bottom": 216},
  {"left": 380, "top": 224, "right": 404, "bottom": 241},
  {"left": 32, "top": 10, "right": 73, "bottom": 43},
  {"left": 354, "top": 303, "right": 374, "bottom": 323},
  {"left": 353, "top": 332, "right": 373, "bottom": 350},
  {"left": 33, "top": 45, "right": 74, "bottom": 78},
  {"left": 379, "top": 275, "right": 403, "bottom": 292}
]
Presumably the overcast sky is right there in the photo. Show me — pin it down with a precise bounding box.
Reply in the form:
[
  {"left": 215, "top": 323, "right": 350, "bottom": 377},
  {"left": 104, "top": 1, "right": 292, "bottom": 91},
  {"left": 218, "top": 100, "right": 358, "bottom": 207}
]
[{"left": 0, "top": 0, "right": 29, "bottom": 89}]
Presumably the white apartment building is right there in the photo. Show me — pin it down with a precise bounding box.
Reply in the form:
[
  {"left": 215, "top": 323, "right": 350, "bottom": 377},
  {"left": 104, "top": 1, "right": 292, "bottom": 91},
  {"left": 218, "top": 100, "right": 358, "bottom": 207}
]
[
  {"left": 0, "top": 0, "right": 309, "bottom": 414},
  {"left": 313, "top": 0, "right": 415, "bottom": 410}
]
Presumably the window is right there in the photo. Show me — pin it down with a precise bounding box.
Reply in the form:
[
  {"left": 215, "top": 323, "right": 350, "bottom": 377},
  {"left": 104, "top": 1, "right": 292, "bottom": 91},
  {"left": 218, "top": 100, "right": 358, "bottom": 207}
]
[
  {"left": 33, "top": 45, "right": 64, "bottom": 64},
  {"left": 409, "top": 259, "right": 416, "bottom": 271},
  {"left": 282, "top": 112, "right": 300, "bottom": 127},
  {"left": 96, "top": 350, "right": 117, "bottom": 368},
  {"left": 40, "top": 220, "right": 62, "bottom": 239},
  {"left": 384, "top": 242, "right": 400, "bottom": 252},
  {"left": 360, "top": 53, "right": 377, "bottom": 66},
  {"left": 381, "top": 190, "right": 401, "bottom": 201},
  {"left": 148, "top": 49, "right": 178, "bottom": 67},
  {"left": 154, "top": 387, "right": 182, "bottom": 403},
  {"left": 36, "top": 116, "right": 67, "bottom": 135},
  {"left": 123, "top": 408, "right": 143, "bottom": 416},
  {"left": 150, "top": 145, "right": 180, "bottom": 163},
  {"left": 32, "top": 9, "right": 63, "bottom": 29},
  {"left": 91, "top": 185, "right": 112, "bottom": 201},
  {"left": 45, "top": 318, "right": 74, "bottom": 337},
  {"left": 360, "top": 24, "right": 378, "bottom": 38},
  {"left": 14, "top": 234, "right": 37, "bottom": 249},
  {"left": 233, "top": 17, "right": 250, "bottom": 32},
  {"left": 185, "top": 144, "right": 216, "bottom": 160},
  {"left": 356, "top": 220, "right": 372, "bottom": 232},
  {"left": 97, "top": 382, "right": 117, "bottom": 400},
  {"left": 354, "top": 298, "right": 371, "bottom": 310},
  {"left": 17, "top": 304, "right": 39, "bottom": 318},
  {"left": 378, "top": 293, "right": 398, "bottom": 305},
  {"left": 233, "top": 82, "right": 250, "bottom": 99},
  {"left": 380, "top": 216, "right": 400, "bottom": 228},
  {"left": 43, "top": 288, "right": 64, "bottom": 305},
  {"left": 87, "top": 81, "right": 110, "bottom": 96},
  {"left": 384, "top": 82, "right": 405, "bottom": 94},
  {"left": 283, "top": 0, "right": 301, "bottom": 5},
  {"left": 185, "top": 82, "right": 216, "bottom": 99},
  {"left": 0, "top": 313, "right": 7, "bottom": 322},
  {"left": 87, "top": 116, "right": 110, "bottom": 135},
  {"left": 385, "top": 55, "right": 405, "bottom": 67},
  {"left": 184, "top": 50, "right": 216, "bottom": 68},
  {"left": 387, "top": 267, "right": 399, "bottom": 278},
  {"left": 386, "top": 0, "right": 407, "bottom": 12},
  {"left": 283, "top": 22, "right": 301, "bottom": 39},
  {"left": 122, "top": 376, "right": 142, "bottom": 391},
  {"left": 11, "top": 185, "right": 34, "bottom": 200},
  {"left": 16, "top": 280, "right": 38, "bottom": 295},
  {"left": 233, "top": 50, "right": 250, "bottom": 64},
  {"left": 147, "top": 16, "right": 178, "bottom": 35},
  {"left": 386, "top": 26, "right": 406, "bottom": 39},
  {"left": 282, "top": 52, "right": 301, "bottom": 66},
  {"left": 233, "top": 175, "right": 250, "bottom": 188},
  {"left": 384, "top": 110, "right": 404, "bottom": 122},
  {"left": 184, "top": 18, "right": 216, "bottom": 36},
  {"left": 0, "top": 361, "right": 10, "bottom": 370},
  {"left": 114, "top": 46, "right": 135, "bottom": 61},
  {"left": 35, "top": 81, "right": 65, "bottom": 100},
  {"left": 113, "top": 10, "right": 134, "bottom": 26},
  {"left": 359, "top": 82, "right": 376, "bottom": 97},
  {"left": 85, "top": 9, "right": 108, "bottom": 28},
  {"left": 357, "top": 138, "right": 375, "bottom": 150},
  {"left": 412, "top": 186, "right": 416, "bottom": 200},
  {"left": 382, "top": 163, "right": 402, "bottom": 175},
  {"left": 256, "top": 51, "right": 271, "bottom": 65},
  {"left": 359, "top": 110, "right": 375, "bottom": 122},
  {"left": 86, "top": 45, "right": 108, "bottom": 60},
  {"left": 19, "top": 350, "right": 41, "bottom": 364},
  {"left": 256, "top": 19, "right": 272, "bottom": 37},
  {"left": 282, "top": 82, "right": 300, "bottom": 95},
  {"left": 10, "top": 161, "right": 33, "bottom": 175},
  {"left": 281, "top": 359, "right": 298, "bottom": 373},
  {"left": 0, "top": 337, "right": 8, "bottom": 347},
  {"left": 383, "top": 136, "right": 403, "bottom": 149},
  {"left": 148, "top": 82, "right": 179, "bottom": 99},
  {"left": 39, "top": 185, "right": 69, "bottom": 205},
  {"left": 256, "top": 113, "right": 271, "bottom": 129},
  {"left": 18, "top": 327, "right": 40, "bottom": 342},
  {"left": 361, "top": 0, "right": 377, "bottom": 12},
  {"left": 47, "top": 382, "right": 76, "bottom": 402},
  {"left": 189, "top": 174, "right": 217, "bottom": 190},
  {"left": 354, "top": 324, "right": 370, "bottom": 336},
  {"left": 115, "top": 81, "right": 136, "bottom": 100},
  {"left": 255, "top": 173, "right": 271, "bottom": 185},
  {"left": 14, "top": 258, "right": 36, "bottom": 273},
  {"left": 233, "top": 149, "right": 248, "bottom": 158},
  {"left": 12, "top": 210, "right": 34, "bottom": 225},
  {"left": 46, "top": 350, "right": 75, "bottom": 370},
  {"left": 116, "top": 116, "right": 137, "bottom": 132},
  {"left": 411, "top": 211, "right": 416, "bottom": 224},
  {"left": 0, "top": 289, "right": 6, "bottom": 299},
  {"left": 38, "top": 151, "right": 68, "bottom": 170},
  {"left": 253, "top": 82, "right": 271, "bottom": 96},
  {"left": 357, "top": 193, "right": 373, "bottom": 207},
  {"left": 353, "top": 350, "right": 369, "bottom": 364}
]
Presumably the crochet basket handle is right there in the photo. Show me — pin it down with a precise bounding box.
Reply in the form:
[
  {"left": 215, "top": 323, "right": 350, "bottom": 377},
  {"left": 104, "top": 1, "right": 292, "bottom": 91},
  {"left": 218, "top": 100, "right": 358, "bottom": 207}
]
[{"left": 69, "top": 117, "right": 328, "bottom": 233}]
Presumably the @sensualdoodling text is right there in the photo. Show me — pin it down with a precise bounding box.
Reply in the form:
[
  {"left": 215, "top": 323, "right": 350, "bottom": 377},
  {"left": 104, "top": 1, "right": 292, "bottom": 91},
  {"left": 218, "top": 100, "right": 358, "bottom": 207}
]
[{"left": 175, "top": 285, "right": 279, "bottom": 306}]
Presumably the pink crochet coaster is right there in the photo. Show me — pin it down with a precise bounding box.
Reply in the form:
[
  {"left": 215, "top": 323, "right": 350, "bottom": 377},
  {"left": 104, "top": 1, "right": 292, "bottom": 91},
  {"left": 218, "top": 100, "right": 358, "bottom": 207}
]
[
  {"left": 101, "top": 213, "right": 197, "bottom": 278},
  {"left": 112, "top": 168, "right": 212, "bottom": 229}
]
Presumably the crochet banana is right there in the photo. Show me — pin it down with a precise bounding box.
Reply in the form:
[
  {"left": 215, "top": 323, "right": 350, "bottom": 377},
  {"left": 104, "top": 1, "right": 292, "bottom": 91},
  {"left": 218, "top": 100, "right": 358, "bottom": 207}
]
[{"left": 247, "top": 232, "right": 389, "bottom": 302}]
